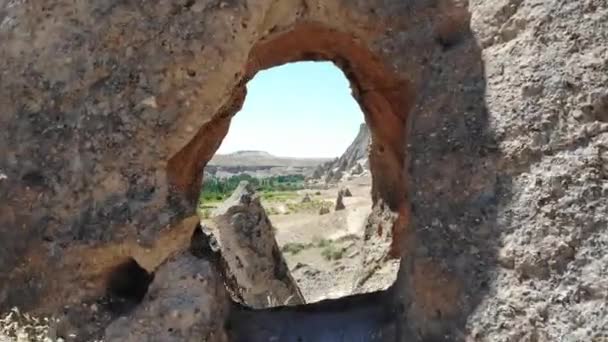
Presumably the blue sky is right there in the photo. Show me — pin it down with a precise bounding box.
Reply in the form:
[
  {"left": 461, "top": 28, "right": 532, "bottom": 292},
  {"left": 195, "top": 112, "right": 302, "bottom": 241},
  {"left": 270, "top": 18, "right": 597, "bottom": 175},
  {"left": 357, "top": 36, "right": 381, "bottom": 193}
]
[{"left": 216, "top": 61, "right": 364, "bottom": 158}]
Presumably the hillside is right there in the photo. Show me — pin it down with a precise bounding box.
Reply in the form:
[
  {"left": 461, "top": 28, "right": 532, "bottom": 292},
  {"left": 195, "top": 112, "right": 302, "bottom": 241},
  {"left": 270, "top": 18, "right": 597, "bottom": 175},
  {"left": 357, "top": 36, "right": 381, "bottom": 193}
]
[
  {"left": 209, "top": 150, "right": 329, "bottom": 167},
  {"left": 207, "top": 150, "right": 330, "bottom": 178},
  {"left": 312, "top": 123, "right": 370, "bottom": 183}
]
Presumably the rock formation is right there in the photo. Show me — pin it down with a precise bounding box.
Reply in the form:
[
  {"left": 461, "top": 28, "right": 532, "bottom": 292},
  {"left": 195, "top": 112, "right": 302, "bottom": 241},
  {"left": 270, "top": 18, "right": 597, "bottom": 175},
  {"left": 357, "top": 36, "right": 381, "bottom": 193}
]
[
  {"left": 301, "top": 193, "right": 312, "bottom": 203},
  {"left": 341, "top": 188, "right": 353, "bottom": 197},
  {"left": 353, "top": 201, "right": 401, "bottom": 294},
  {"left": 208, "top": 181, "right": 304, "bottom": 308},
  {"left": 313, "top": 123, "right": 371, "bottom": 183},
  {"left": 335, "top": 191, "right": 346, "bottom": 211},
  {"left": 104, "top": 240, "right": 230, "bottom": 342},
  {"left": 319, "top": 207, "right": 330, "bottom": 216},
  {"left": 0, "top": 0, "right": 607, "bottom": 341}
]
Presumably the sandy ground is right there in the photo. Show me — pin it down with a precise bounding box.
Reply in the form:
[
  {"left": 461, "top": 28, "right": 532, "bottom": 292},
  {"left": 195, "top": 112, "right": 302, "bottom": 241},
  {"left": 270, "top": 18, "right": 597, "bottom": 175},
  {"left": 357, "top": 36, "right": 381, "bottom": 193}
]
[
  {"left": 201, "top": 174, "right": 396, "bottom": 304},
  {"left": 267, "top": 175, "right": 375, "bottom": 303}
]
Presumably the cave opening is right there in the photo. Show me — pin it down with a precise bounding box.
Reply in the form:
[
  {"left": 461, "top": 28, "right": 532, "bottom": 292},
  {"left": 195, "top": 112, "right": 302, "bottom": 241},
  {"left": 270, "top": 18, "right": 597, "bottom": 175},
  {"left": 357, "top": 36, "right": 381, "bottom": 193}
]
[
  {"left": 167, "top": 23, "right": 413, "bottom": 309},
  {"left": 198, "top": 60, "right": 381, "bottom": 306},
  {"left": 104, "top": 257, "right": 154, "bottom": 314}
]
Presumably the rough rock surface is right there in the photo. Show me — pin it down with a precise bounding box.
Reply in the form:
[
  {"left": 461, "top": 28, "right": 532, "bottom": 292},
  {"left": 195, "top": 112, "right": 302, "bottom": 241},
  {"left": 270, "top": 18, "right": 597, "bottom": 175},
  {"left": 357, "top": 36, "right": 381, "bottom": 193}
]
[
  {"left": 104, "top": 250, "right": 230, "bottom": 342},
  {"left": 334, "top": 191, "right": 346, "bottom": 211},
  {"left": 208, "top": 181, "right": 304, "bottom": 308},
  {"left": 0, "top": 0, "right": 607, "bottom": 341},
  {"left": 354, "top": 201, "right": 401, "bottom": 295}
]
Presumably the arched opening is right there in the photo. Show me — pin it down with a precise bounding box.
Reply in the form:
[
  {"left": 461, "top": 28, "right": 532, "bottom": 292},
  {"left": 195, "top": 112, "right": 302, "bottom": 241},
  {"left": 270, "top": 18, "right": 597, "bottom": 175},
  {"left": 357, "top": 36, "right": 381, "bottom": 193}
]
[
  {"left": 167, "top": 23, "right": 413, "bottom": 308},
  {"left": 199, "top": 60, "right": 385, "bottom": 304}
]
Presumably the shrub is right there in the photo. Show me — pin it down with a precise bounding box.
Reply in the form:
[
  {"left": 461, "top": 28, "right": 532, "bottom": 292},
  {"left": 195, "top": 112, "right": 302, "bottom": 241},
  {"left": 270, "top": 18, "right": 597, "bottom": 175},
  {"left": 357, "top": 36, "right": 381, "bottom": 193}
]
[
  {"left": 321, "top": 244, "right": 346, "bottom": 261},
  {"left": 281, "top": 242, "right": 312, "bottom": 255}
]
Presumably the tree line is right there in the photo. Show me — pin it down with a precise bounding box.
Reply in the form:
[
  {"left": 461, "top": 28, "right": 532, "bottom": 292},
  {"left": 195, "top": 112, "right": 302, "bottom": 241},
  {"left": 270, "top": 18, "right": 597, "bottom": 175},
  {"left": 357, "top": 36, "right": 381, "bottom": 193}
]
[{"left": 199, "top": 173, "right": 305, "bottom": 202}]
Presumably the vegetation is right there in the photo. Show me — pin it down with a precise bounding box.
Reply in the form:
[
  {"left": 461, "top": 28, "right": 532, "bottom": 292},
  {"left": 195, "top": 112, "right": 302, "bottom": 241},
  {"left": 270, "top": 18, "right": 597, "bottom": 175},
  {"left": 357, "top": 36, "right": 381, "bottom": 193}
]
[
  {"left": 321, "top": 244, "right": 347, "bottom": 261},
  {"left": 281, "top": 237, "right": 347, "bottom": 261},
  {"left": 286, "top": 199, "right": 333, "bottom": 213},
  {"left": 199, "top": 173, "right": 305, "bottom": 203},
  {"left": 281, "top": 242, "right": 311, "bottom": 255}
]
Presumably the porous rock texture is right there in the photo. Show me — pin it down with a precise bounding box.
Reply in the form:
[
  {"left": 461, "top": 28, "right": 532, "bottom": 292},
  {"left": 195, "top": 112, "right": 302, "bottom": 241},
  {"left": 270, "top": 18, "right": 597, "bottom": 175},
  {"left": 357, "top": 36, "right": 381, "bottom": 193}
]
[
  {"left": 0, "top": 0, "right": 607, "bottom": 341},
  {"left": 207, "top": 181, "right": 304, "bottom": 308},
  {"left": 354, "top": 201, "right": 401, "bottom": 296},
  {"left": 104, "top": 250, "right": 230, "bottom": 342}
]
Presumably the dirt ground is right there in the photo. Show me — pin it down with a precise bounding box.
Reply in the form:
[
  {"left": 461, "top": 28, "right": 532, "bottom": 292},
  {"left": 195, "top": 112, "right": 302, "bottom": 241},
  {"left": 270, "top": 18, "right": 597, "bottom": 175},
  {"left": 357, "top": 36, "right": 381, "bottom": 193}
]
[
  {"left": 266, "top": 175, "right": 379, "bottom": 303},
  {"left": 200, "top": 174, "right": 397, "bottom": 304}
]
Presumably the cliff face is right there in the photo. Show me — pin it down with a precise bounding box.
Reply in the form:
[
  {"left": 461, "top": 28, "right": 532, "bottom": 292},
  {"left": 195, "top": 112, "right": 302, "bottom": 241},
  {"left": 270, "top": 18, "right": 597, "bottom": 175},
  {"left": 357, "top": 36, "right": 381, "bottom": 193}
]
[
  {"left": 312, "top": 123, "right": 371, "bottom": 183},
  {"left": 0, "top": 0, "right": 607, "bottom": 341}
]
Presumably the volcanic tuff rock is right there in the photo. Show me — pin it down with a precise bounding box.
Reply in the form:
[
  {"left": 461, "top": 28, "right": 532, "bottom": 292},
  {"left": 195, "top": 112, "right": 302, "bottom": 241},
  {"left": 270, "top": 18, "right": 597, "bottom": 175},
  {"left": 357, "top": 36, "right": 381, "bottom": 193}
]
[
  {"left": 0, "top": 0, "right": 607, "bottom": 341},
  {"left": 335, "top": 191, "right": 346, "bottom": 211},
  {"left": 104, "top": 251, "right": 230, "bottom": 342},
  {"left": 313, "top": 123, "right": 371, "bottom": 183},
  {"left": 208, "top": 181, "right": 304, "bottom": 308}
]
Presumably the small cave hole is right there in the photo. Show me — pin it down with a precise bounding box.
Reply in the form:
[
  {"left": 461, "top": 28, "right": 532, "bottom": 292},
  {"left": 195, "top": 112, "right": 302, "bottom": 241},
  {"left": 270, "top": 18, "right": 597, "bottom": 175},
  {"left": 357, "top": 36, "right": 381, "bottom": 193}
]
[
  {"left": 105, "top": 257, "right": 154, "bottom": 310},
  {"left": 21, "top": 170, "right": 46, "bottom": 188}
]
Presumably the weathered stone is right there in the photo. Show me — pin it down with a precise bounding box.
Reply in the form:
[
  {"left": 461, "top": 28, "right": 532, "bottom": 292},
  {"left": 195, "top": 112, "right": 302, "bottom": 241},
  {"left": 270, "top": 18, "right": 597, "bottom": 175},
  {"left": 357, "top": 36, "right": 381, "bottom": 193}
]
[
  {"left": 319, "top": 207, "right": 330, "bottom": 216},
  {"left": 208, "top": 181, "right": 304, "bottom": 308},
  {"left": 301, "top": 194, "right": 312, "bottom": 203},
  {"left": 104, "top": 251, "right": 230, "bottom": 342},
  {"left": 335, "top": 191, "right": 346, "bottom": 211},
  {"left": 353, "top": 201, "right": 401, "bottom": 294},
  {"left": 341, "top": 188, "right": 353, "bottom": 197}
]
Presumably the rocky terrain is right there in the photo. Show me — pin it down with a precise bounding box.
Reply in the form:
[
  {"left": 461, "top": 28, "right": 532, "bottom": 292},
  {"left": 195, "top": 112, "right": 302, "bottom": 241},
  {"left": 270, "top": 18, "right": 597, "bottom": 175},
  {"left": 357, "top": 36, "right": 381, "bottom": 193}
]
[
  {"left": 312, "top": 122, "right": 371, "bottom": 183},
  {"left": 197, "top": 172, "right": 395, "bottom": 304},
  {"left": 1, "top": 0, "right": 607, "bottom": 341}
]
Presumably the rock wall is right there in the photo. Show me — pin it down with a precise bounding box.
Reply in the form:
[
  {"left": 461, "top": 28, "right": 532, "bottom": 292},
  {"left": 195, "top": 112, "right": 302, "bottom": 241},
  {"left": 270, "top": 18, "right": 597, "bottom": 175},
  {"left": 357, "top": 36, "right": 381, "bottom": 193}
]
[{"left": 0, "top": 0, "right": 606, "bottom": 341}]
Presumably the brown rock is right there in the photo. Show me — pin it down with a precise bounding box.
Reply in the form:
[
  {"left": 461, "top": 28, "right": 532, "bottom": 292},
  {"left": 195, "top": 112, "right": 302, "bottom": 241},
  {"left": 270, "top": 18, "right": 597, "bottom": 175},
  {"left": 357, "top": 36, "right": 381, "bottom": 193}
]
[
  {"left": 319, "top": 207, "right": 330, "bottom": 216},
  {"left": 104, "top": 251, "right": 230, "bottom": 342}
]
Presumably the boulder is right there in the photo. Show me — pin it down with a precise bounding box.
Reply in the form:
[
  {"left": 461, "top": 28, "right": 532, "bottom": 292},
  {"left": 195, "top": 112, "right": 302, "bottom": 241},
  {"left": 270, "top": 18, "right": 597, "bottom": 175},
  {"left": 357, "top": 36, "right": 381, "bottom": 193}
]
[
  {"left": 318, "top": 207, "right": 330, "bottom": 216},
  {"left": 301, "top": 194, "right": 312, "bottom": 203},
  {"left": 341, "top": 188, "right": 353, "bottom": 197},
  {"left": 209, "top": 181, "right": 304, "bottom": 308},
  {"left": 335, "top": 192, "right": 346, "bottom": 211}
]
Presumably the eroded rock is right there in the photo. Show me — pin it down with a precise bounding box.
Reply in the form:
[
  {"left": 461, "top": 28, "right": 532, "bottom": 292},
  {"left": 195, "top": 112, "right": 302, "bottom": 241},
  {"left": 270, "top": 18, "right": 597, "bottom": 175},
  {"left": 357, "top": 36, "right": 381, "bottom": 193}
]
[
  {"left": 335, "top": 191, "right": 346, "bottom": 211},
  {"left": 301, "top": 194, "right": 312, "bottom": 203},
  {"left": 353, "top": 201, "right": 400, "bottom": 294},
  {"left": 103, "top": 250, "right": 230, "bottom": 342},
  {"left": 319, "top": 207, "right": 330, "bottom": 216},
  {"left": 313, "top": 123, "right": 370, "bottom": 183},
  {"left": 207, "top": 181, "right": 304, "bottom": 308},
  {"left": 341, "top": 188, "right": 353, "bottom": 197}
]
